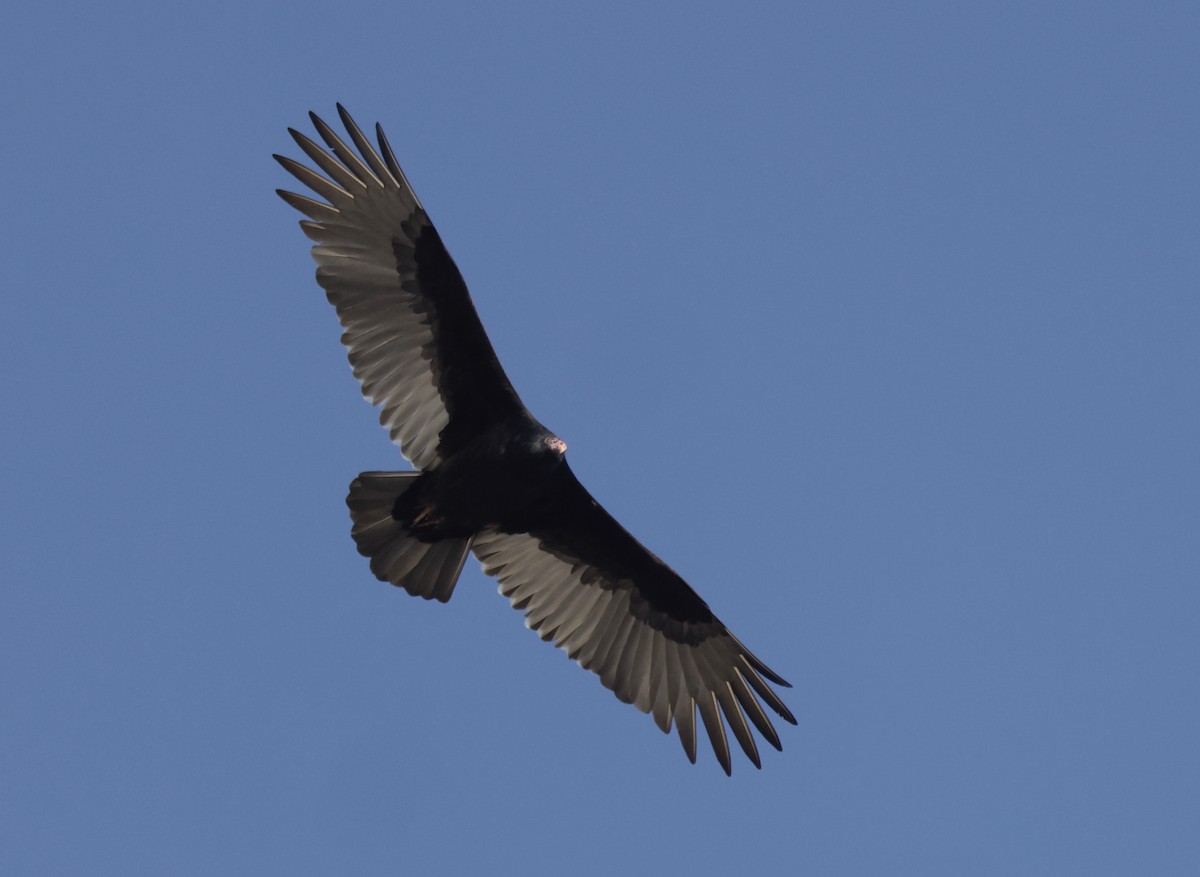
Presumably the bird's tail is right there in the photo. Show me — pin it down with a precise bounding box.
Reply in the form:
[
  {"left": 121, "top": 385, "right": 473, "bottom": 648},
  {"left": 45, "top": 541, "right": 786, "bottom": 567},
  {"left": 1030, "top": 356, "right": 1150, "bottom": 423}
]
[{"left": 346, "top": 472, "right": 473, "bottom": 603}]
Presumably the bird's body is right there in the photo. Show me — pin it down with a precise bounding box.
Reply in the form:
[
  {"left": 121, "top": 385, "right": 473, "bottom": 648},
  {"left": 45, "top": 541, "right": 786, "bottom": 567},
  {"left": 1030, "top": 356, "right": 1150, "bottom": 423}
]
[
  {"left": 277, "top": 107, "right": 795, "bottom": 773},
  {"left": 394, "top": 423, "right": 568, "bottom": 541}
]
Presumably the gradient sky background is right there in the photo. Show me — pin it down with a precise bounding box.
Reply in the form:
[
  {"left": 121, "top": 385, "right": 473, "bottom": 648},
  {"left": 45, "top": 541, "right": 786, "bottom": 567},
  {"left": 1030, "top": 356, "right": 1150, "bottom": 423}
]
[{"left": 3, "top": 2, "right": 1198, "bottom": 874}]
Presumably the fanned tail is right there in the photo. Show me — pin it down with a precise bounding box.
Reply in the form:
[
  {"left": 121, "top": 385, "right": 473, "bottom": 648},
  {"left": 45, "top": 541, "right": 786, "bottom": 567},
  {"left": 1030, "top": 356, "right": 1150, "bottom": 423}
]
[{"left": 347, "top": 472, "right": 473, "bottom": 602}]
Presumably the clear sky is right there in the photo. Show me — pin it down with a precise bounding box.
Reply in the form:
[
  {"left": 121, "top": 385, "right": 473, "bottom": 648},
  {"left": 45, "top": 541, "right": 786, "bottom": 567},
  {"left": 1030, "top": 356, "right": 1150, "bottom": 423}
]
[{"left": 2, "top": 2, "right": 1197, "bottom": 874}]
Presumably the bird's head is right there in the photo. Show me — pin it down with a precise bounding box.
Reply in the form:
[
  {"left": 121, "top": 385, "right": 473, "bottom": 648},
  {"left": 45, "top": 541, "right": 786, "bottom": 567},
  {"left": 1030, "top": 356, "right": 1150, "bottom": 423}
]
[{"left": 542, "top": 434, "right": 568, "bottom": 456}]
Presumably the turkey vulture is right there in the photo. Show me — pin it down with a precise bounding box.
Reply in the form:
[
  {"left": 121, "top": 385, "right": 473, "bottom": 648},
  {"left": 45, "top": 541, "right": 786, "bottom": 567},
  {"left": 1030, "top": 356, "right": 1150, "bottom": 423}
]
[{"left": 275, "top": 106, "right": 796, "bottom": 774}]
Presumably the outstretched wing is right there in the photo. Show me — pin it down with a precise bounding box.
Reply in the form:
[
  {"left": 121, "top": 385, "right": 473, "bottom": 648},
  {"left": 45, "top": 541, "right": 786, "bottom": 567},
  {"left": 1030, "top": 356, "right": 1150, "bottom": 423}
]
[
  {"left": 472, "top": 465, "right": 796, "bottom": 775},
  {"left": 275, "top": 106, "right": 526, "bottom": 469}
]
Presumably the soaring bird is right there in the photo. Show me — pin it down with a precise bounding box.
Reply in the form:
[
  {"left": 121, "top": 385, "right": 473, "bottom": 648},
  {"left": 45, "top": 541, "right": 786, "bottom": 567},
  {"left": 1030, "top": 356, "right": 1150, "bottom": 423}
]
[{"left": 275, "top": 107, "right": 796, "bottom": 773}]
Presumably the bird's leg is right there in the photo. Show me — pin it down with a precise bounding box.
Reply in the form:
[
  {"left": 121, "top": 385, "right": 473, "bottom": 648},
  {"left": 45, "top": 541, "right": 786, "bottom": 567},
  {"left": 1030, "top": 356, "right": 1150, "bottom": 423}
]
[{"left": 410, "top": 503, "right": 444, "bottom": 530}]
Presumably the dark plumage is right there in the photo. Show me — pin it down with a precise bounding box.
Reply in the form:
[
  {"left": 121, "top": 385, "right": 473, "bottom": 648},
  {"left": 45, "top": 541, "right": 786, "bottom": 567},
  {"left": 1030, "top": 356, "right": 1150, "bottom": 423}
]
[{"left": 276, "top": 107, "right": 796, "bottom": 773}]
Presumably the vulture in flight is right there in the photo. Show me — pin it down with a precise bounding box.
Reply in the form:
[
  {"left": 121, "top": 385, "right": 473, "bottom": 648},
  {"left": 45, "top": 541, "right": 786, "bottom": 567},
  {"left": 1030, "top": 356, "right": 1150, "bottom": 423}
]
[{"left": 275, "top": 107, "right": 796, "bottom": 774}]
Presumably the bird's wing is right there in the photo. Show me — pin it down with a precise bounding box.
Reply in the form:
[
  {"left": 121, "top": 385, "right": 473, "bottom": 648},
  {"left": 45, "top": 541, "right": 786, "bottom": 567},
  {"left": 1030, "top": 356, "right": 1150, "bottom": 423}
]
[
  {"left": 275, "top": 106, "right": 526, "bottom": 469},
  {"left": 471, "top": 466, "right": 796, "bottom": 774}
]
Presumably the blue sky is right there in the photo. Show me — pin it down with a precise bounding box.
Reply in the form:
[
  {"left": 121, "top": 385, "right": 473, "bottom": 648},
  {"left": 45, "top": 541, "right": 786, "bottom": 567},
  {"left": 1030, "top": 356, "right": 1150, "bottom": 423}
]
[{"left": 3, "top": 2, "right": 1198, "bottom": 874}]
